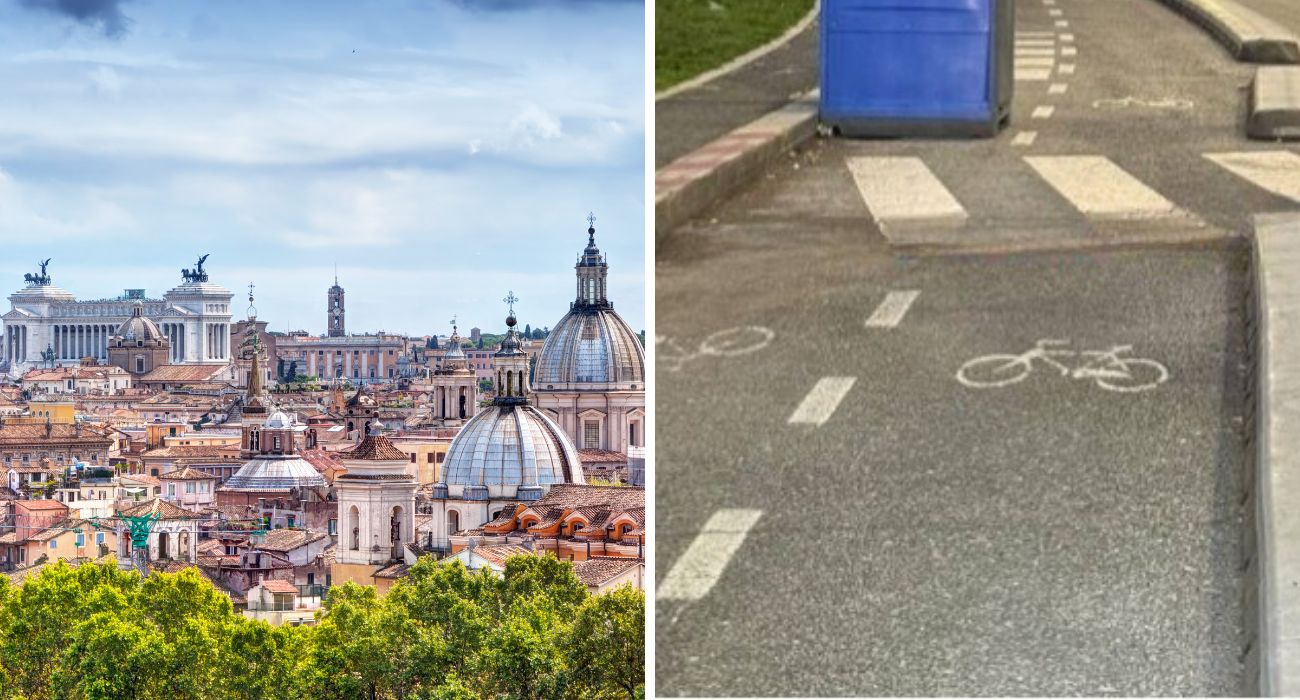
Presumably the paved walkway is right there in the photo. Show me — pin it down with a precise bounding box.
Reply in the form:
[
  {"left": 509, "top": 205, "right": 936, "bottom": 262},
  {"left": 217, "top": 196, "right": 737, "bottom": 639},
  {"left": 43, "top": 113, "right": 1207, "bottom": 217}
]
[{"left": 655, "top": 17, "right": 818, "bottom": 168}]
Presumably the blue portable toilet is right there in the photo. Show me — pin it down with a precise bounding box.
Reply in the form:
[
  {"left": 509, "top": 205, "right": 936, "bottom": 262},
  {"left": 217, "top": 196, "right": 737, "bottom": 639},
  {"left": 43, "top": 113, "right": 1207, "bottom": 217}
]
[{"left": 820, "top": 0, "right": 1014, "bottom": 138}]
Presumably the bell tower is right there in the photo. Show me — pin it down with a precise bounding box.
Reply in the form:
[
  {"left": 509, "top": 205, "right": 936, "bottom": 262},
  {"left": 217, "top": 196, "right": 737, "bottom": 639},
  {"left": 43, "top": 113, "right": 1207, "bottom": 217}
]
[
  {"left": 327, "top": 268, "right": 345, "bottom": 337},
  {"left": 574, "top": 214, "right": 611, "bottom": 310}
]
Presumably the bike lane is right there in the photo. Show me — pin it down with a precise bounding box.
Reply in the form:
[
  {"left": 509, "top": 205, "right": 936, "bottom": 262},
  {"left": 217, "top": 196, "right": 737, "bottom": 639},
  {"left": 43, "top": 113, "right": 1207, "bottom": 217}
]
[{"left": 656, "top": 246, "right": 1251, "bottom": 696}]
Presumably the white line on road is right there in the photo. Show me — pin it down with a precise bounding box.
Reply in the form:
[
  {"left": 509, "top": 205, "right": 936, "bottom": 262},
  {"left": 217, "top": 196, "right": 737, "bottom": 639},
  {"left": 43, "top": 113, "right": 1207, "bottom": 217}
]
[
  {"left": 1015, "top": 47, "right": 1057, "bottom": 57},
  {"left": 1012, "top": 130, "right": 1038, "bottom": 146},
  {"left": 1049, "top": 8, "right": 1063, "bottom": 16},
  {"left": 657, "top": 509, "right": 763, "bottom": 602},
  {"left": 788, "top": 377, "right": 857, "bottom": 426},
  {"left": 1049, "top": 83, "right": 1068, "bottom": 95},
  {"left": 1059, "top": 63, "right": 1076, "bottom": 74},
  {"left": 1055, "top": 19, "right": 1070, "bottom": 27},
  {"left": 1016, "top": 57, "right": 1056, "bottom": 67},
  {"left": 1016, "top": 38, "right": 1056, "bottom": 46},
  {"left": 846, "top": 156, "right": 967, "bottom": 228},
  {"left": 1026, "top": 155, "right": 1180, "bottom": 218},
  {"left": 1032, "top": 105, "right": 1056, "bottom": 119},
  {"left": 1062, "top": 46, "right": 1078, "bottom": 56},
  {"left": 865, "top": 290, "right": 921, "bottom": 328},
  {"left": 1205, "top": 151, "right": 1300, "bottom": 202},
  {"left": 1019, "top": 31, "right": 1056, "bottom": 37},
  {"left": 1060, "top": 33, "right": 1075, "bottom": 42},
  {"left": 1017, "top": 68, "right": 1053, "bottom": 81}
]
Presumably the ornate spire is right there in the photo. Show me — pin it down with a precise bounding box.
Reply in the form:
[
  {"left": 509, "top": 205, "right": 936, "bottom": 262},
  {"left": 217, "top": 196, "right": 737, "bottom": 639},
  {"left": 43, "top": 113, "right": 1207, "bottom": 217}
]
[
  {"left": 574, "top": 214, "right": 610, "bottom": 309},
  {"left": 494, "top": 294, "right": 530, "bottom": 404}
]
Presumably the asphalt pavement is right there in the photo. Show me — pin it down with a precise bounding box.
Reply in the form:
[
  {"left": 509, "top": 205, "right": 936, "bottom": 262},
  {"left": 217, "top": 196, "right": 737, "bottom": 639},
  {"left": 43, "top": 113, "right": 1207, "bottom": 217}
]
[{"left": 654, "top": 0, "right": 1279, "bottom": 694}]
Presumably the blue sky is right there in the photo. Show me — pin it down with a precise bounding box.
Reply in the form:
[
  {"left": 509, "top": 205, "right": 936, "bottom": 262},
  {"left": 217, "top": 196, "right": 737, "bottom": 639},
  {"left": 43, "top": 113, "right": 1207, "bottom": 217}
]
[{"left": 0, "top": 0, "right": 646, "bottom": 337}]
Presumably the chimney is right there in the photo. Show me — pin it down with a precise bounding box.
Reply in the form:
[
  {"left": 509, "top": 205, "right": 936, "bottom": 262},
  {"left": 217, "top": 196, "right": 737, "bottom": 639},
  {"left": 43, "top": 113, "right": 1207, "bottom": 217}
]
[{"left": 44, "top": 418, "right": 52, "bottom": 438}]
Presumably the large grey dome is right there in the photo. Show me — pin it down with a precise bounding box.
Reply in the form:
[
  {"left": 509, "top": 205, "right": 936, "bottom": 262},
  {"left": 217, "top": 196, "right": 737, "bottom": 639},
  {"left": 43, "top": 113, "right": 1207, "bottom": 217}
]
[
  {"left": 116, "top": 303, "right": 162, "bottom": 341},
  {"left": 222, "top": 455, "right": 327, "bottom": 491},
  {"left": 535, "top": 308, "right": 644, "bottom": 387},
  {"left": 442, "top": 403, "right": 583, "bottom": 498}
]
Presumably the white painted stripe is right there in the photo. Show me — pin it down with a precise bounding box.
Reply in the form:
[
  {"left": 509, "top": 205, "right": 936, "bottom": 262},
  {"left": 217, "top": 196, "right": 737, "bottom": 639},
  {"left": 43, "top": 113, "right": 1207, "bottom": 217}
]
[
  {"left": 1012, "top": 130, "right": 1038, "bottom": 146},
  {"left": 1060, "top": 33, "right": 1075, "bottom": 42},
  {"left": 846, "top": 156, "right": 967, "bottom": 227},
  {"left": 1026, "top": 155, "right": 1180, "bottom": 218},
  {"left": 1048, "top": 82, "right": 1068, "bottom": 95},
  {"left": 1205, "top": 151, "right": 1300, "bottom": 202},
  {"left": 1043, "top": 0, "right": 1056, "bottom": 5},
  {"left": 1016, "top": 56, "right": 1056, "bottom": 67},
  {"left": 788, "top": 377, "right": 856, "bottom": 426},
  {"left": 1055, "top": 19, "right": 1070, "bottom": 27},
  {"left": 657, "top": 509, "right": 763, "bottom": 602},
  {"left": 1049, "top": 8, "right": 1063, "bottom": 16},
  {"left": 1019, "top": 31, "right": 1056, "bottom": 37},
  {"left": 1062, "top": 46, "right": 1078, "bottom": 56},
  {"left": 1015, "top": 47, "right": 1057, "bottom": 56},
  {"left": 1017, "top": 68, "right": 1052, "bottom": 81},
  {"left": 1016, "top": 38, "right": 1057, "bottom": 47},
  {"left": 1059, "top": 63, "right": 1076, "bottom": 74},
  {"left": 865, "top": 290, "right": 921, "bottom": 328},
  {"left": 1032, "top": 105, "right": 1056, "bottom": 119}
]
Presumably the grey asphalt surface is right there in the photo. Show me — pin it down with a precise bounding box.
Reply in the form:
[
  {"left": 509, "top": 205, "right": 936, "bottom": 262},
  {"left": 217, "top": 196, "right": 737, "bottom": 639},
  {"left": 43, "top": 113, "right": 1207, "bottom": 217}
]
[
  {"left": 655, "top": 0, "right": 1278, "bottom": 695},
  {"left": 655, "top": 16, "right": 818, "bottom": 168}
]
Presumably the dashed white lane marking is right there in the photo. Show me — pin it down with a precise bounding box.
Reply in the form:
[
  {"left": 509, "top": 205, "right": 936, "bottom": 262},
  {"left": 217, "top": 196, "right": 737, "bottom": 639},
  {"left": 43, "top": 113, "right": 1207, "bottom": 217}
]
[
  {"left": 788, "top": 377, "right": 857, "bottom": 426},
  {"left": 657, "top": 509, "right": 763, "bottom": 602},
  {"left": 1032, "top": 105, "right": 1056, "bottom": 119},
  {"left": 865, "top": 290, "right": 921, "bottom": 328},
  {"left": 1017, "top": 57, "right": 1056, "bottom": 67},
  {"left": 1049, "top": 83, "right": 1068, "bottom": 95},
  {"left": 1049, "top": 8, "right": 1063, "bottom": 16},
  {"left": 1017, "top": 69, "right": 1053, "bottom": 81},
  {"left": 1059, "top": 64, "right": 1076, "bottom": 75},
  {"left": 1026, "top": 156, "right": 1181, "bottom": 218},
  {"left": 1060, "top": 33, "right": 1075, "bottom": 42},
  {"left": 847, "top": 156, "right": 967, "bottom": 228},
  {"left": 1062, "top": 46, "right": 1078, "bottom": 57},
  {"left": 1205, "top": 151, "right": 1300, "bottom": 202},
  {"left": 1055, "top": 19, "right": 1070, "bottom": 27},
  {"left": 1012, "top": 130, "right": 1038, "bottom": 146}
]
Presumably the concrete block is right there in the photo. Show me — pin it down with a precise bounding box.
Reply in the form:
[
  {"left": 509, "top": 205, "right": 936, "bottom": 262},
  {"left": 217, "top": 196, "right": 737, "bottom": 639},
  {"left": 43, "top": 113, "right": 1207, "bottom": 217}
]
[
  {"left": 1250, "top": 67, "right": 1300, "bottom": 139},
  {"left": 1157, "top": 0, "right": 1300, "bottom": 64}
]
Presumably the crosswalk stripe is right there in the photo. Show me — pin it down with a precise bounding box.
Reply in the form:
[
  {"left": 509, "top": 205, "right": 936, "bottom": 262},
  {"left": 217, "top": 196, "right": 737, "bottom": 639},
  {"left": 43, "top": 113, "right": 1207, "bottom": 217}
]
[
  {"left": 1062, "top": 46, "right": 1078, "bottom": 57},
  {"left": 1018, "top": 31, "right": 1056, "bottom": 37},
  {"left": 1204, "top": 151, "right": 1300, "bottom": 203},
  {"left": 1055, "top": 19, "right": 1069, "bottom": 27},
  {"left": 1015, "top": 48, "right": 1056, "bottom": 57},
  {"left": 1026, "top": 156, "right": 1180, "bottom": 218},
  {"left": 866, "top": 290, "right": 921, "bottom": 328},
  {"left": 1059, "top": 64, "right": 1076, "bottom": 75},
  {"left": 1016, "top": 39, "right": 1056, "bottom": 47},
  {"left": 1049, "top": 8, "right": 1063, "bottom": 16},
  {"left": 657, "top": 509, "right": 763, "bottom": 602},
  {"left": 1012, "top": 130, "right": 1038, "bottom": 146},
  {"left": 1016, "top": 57, "right": 1056, "bottom": 67},
  {"left": 1032, "top": 105, "right": 1055, "bottom": 119},
  {"left": 847, "top": 156, "right": 967, "bottom": 228},
  {"left": 788, "top": 377, "right": 856, "bottom": 426},
  {"left": 1049, "top": 83, "right": 1068, "bottom": 94},
  {"left": 1060, "top": 33, "right": 1075, "bottom": 42},
  {"left": 1017, "top": 68, "right": 1052, "bottom": 81}
]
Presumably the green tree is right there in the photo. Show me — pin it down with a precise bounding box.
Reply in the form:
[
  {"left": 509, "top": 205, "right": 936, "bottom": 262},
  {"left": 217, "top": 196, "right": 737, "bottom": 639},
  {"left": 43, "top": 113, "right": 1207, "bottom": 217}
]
[{"left": 567, "top": 585, "right": 646, "bottom": 699}]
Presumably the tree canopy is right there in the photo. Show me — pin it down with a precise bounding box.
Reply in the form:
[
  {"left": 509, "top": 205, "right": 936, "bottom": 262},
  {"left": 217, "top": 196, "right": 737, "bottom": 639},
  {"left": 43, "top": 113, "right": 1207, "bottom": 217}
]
[{"left": 0, "top": 554, "right": 644, "bottom": 700}]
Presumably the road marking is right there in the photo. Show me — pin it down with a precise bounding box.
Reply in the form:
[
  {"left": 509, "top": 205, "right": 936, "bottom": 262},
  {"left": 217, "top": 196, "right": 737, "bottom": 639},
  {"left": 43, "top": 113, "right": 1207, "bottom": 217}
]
[
  {"left": 1026, "top": 155, "right": 1180, "bottom": 218},
  {"left": 1055, "top": 19, "right": 1070, "bottom": 27},
  {"left": 1015, "top": 47, "right": 1057, "bottom": 57},
  {"left": 1043, "top": 0, "right": 1056, "bottom": 5},
  {"left": 1019, "top": 31, "right": 1056, "bottom": 37},
  {"left": 1016, "top": 57, "right": 1056, "bottom": 67},
  {"left": 1060, "top": 33, "right": 1075, "bottom": 42},
  {"left": 1032, "top": 105, "right": 1056, "bottom": 119},
  {"left": 1049, "top": 83, "right": 1068, "bottom": 95},
  {"left": 865, "top": 290, "right": 921, "bottom": 328},
  {"left": 657, "top": 509, "right": 763, "bottom": 602},
  {"left": 788, "top": 377, "right": 856, "bottom": 426},
  {"left": 1012, "top": 130, "right": 1038, "bottom": 146},
  {"left": 1059, "top": 63, "right": 1076, "bottom": 75},
  {"left": 1016, "top": 39, "right": 1057, "bottom": 47},
  {"left": 1017, "top": 68, "right": 1053, "bottom": 81},
  {"left": 1062, "top": 46, "right": 1078, "bottom": 56},
  {"left": 846, "top": 156, "right": 967, "bottom": 228},
  {"left": 1049, "top": 8, "right": 1063, "bottom": 16},
  {"left": 1205, "top": 151, "right": 1300, "bottom": 202}
]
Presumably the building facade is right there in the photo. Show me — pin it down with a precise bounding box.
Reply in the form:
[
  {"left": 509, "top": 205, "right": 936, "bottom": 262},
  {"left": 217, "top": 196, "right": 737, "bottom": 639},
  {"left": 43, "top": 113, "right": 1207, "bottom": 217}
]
[{"left": 2, "top": 257, "right": 234, "bottom": 377}]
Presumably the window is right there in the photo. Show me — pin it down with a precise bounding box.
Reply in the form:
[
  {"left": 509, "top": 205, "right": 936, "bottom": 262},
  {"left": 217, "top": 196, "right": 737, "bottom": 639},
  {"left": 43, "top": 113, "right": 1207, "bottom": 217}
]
[
  {"left": 630, "top": 422, "right": 639, "bottom": 447},
  {"left": 427, "top": 453, "right": 434, "bottom": 463},
  {"left": 76, "top": 533, "right": 84, "bottom": 547},
  {"left": 583, "top": 421, "right": 600, "bottom": 449},
  {"left": 136, "top": 358, "right": 144, "bottom": 373},
  {"left": 96, "top": 533, "right": 105, "bottom": 544},
  {"left": 328, "top": 519, "right": 337, "bottom": 535},
  {"left": 49, "top": 540, "right": 57, "bottom": 549},
  {"left": 436, "top": 453, "right": 445, "bottom": 463},
  {"left": 185, "top": 483, "right": 195, "bottom": 494},
  {"left": 199, "top": 483, "right": 209, "bottom": 494},
  {"left": 410, "top": 453, "right": 416, "bottom": 463},
  {"left": 168, "top": 484, "right": 176, "bottom": 496},
  {"left": 286, "top": 515, "right": 295, "bottom": 528}
]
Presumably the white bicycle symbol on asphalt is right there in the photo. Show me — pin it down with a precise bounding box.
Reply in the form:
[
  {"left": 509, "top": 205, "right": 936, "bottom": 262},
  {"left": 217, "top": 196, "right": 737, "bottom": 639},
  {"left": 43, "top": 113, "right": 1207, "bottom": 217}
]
[
  {"left": 658, "top": 326, "right": 775, "bottom": 372},
  {"left": 957, "top": 339, "right": 1169, "bottom": 393}
]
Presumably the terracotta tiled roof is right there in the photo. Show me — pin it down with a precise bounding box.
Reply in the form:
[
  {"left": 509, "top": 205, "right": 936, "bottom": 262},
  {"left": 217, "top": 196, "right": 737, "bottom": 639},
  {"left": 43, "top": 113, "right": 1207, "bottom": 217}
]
[
  {"left": 470, "top": 544, "right": 534, "bottom": 568},
  {"left": 197, "top": 539, "right": 226, "bottom": 555},
  {"left": 0, "top": 423, "right": 111, "bottom": 445},
  {"left": 16, "top": 499, "right": 68, "bottom": 510},
  {"left": 256, "top": 529, "right": 327, "bottom": 553},
  {"left": 340, "top": 433, "right": 408, "bottom": 461},
  {"left": 159, "top": 466, "right": 220, "bottom": 480},
  {"left": 117, "top": 497, "right": 199, "bottom": 520},
  {"left": 373, "top": 562, "right": 410, "bottom": 579},
  {"left": 528, "top": 484, "right": 644, "bottom": 512},
  {"left": 145, "top": 446, "right": 235, "bottom": 459},
  {"left": 572, "top": 557, "right": 641, "bottom": 587},
  {"left": 577, "top": 449, "right": 627, "bottom": 464},
  {"left": 139, "top": 365, "right": 228, "bottom": 383},
  {"left": 119, "top": 475, "right": 161, "bottom": 486},
  {"left": 258, "top": 579, "right": 299, "bottom": 594}
]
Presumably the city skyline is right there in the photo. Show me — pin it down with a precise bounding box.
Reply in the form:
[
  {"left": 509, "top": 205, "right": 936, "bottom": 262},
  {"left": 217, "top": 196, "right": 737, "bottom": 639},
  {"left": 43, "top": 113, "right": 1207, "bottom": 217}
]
[{"left": 0, "top": 0, "right": 645, "bottom": 333}]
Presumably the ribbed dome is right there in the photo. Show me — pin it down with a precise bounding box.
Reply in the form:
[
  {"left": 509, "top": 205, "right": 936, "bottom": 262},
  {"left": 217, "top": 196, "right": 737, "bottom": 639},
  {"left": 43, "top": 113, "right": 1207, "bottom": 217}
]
[
  {"left": 222, "top": 454, "right": 328, "bottom": 491},
  {"left": 264, "top": 410, "right": 294, "bottom": 429},
  {"left": 534, "top": 308, "right": 644, "bottom": 387},
  {"left": 441, "top": 404, "right": 583, "bottom": 498},
  {"left": 116, "top": 303, "right": 162, "bottom": 341}
]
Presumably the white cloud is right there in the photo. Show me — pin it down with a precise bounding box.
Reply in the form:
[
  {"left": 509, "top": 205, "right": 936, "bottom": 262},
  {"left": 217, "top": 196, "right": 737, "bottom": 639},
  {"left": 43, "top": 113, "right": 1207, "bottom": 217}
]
[
  {"left": 0, "top": 167, "right": 135, "bottom": 237},
  {"left": 88, "top": 64, "right": 122, "bottom": 98},
  {"left": 507, "top": 103, "right": 563, "bottom": 147}
]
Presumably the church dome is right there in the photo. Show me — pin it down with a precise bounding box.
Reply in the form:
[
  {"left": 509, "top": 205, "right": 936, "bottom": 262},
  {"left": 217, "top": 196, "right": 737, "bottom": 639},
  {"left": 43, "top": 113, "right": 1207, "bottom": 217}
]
[
  {"left": 264, "top": 410, "right": 294, "bottom": 429},
  {"left": 441, "top": 403, "right": 584, "bottom": 499},
  {"left": 222, "top": 454, "right": 328, "bottom": 491},
  {"left": 115, "top": 302, "right": 163, "bottom": 342},
  {"left": 534, "top": 221, "right": 644, "bottom": 389}
]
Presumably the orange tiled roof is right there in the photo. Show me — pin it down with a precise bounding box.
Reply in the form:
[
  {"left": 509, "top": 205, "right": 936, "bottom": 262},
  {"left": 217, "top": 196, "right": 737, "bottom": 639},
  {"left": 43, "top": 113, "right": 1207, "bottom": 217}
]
[
  {"left": 138, "top": 365, "right": 228, "bottom": 383},
  {"left": 339, "top": 433, "right": 408, "bottom": 461},
  {"left": 118, "top": 497, "right": 199, "bottom": 520},
  {"left": 572, "top": 557, "right": 641, "bottom": 587},
  {"left": 258, "top": 579, "right": 298, "bottom": 594},
  {"left": 159, "top": 466, "right": 220, "bottom": 480}
]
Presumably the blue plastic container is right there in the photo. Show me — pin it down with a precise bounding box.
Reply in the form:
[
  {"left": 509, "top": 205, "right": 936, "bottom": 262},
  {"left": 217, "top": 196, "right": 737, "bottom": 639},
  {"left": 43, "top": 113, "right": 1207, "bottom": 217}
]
[{"left": 820, "top": 0, "right": 1013, "bottom": 137}]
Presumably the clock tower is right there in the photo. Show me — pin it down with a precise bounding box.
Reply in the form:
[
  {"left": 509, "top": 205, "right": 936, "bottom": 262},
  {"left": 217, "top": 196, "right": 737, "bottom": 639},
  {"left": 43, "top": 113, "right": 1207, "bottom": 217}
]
[{"left": 327, "top": 271, "right": 345, "bottom": 337}]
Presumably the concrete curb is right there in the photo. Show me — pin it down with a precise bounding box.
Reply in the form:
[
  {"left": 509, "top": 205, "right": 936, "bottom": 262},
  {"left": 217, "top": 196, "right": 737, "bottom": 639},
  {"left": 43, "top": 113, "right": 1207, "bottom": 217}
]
[
  {"left": 1249, "top": 66, "right": 1300, "bottom": 139},
  {"left": 1154, "top": 0, "right": 1300, "bottom": 63},
  {"left": 654, "top": 92, "right": 818, "bottom": 247},
  {"left": 1250, "top": 212, "right": 1300, "bottom": 696}
]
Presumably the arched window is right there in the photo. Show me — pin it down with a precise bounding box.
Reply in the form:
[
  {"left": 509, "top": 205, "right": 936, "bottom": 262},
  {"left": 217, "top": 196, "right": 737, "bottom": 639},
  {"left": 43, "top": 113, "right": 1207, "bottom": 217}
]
[
  {"left": 447, "top": 510, "right": 460, "bottom": 536},
  {"left": 349, "top": 506, "right": 360, "bottom": 550}
]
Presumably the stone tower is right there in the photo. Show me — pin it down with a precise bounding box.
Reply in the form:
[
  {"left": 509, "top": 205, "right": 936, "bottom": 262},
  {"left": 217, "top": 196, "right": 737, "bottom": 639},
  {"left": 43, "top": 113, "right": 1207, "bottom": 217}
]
[{"left": 327, "top": 271, "right": 345, "bottom": 338}]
